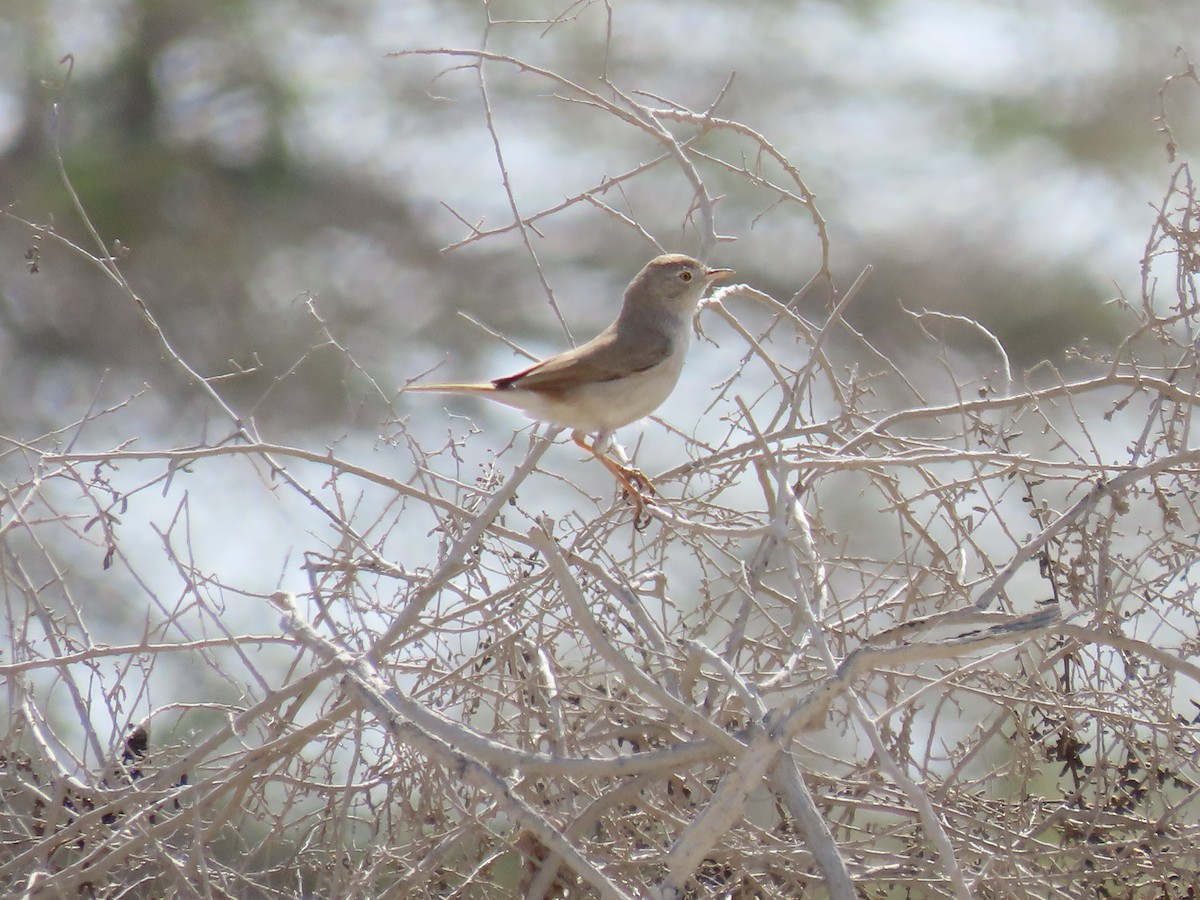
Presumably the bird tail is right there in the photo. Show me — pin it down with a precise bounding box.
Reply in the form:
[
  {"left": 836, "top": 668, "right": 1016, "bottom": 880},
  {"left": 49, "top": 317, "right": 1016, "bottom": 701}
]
[{"left": 403, "top": 382, "right": 496, "bottom": 394}]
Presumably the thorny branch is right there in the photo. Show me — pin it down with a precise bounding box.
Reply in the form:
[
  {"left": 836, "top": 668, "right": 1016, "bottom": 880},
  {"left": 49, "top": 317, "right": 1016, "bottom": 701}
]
[{"left": 3, "top": 33, "right": 1200, "bottom": 900}]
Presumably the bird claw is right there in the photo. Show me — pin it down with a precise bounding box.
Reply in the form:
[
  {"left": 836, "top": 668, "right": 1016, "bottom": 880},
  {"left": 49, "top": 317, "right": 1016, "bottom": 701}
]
[
  {"left": 619, "top": 467, "right": 656, "bottom": 498},
  {"left": 613, "top": 465, "right": 658, "bottom": 530},
  {"left": 632, "top": 500, "right": 655, "bottom": 532},
  {"left": 573, "top": 431, "right": 660, "bottom": 528}
]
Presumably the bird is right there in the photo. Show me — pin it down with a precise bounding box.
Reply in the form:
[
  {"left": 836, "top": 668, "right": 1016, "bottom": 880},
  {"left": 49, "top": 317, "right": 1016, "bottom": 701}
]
[{"left": 405, "top": 253, "right": 733, "bottom": 515}]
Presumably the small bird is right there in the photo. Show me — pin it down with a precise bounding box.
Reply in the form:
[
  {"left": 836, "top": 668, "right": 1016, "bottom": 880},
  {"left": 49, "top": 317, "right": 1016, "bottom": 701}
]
[{"left": 406, "top": 253, "right": 733, "bottom": 513}]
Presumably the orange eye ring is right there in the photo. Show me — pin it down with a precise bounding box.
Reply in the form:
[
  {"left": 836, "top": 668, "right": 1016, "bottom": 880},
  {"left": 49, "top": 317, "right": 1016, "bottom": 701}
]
[{"left": 679, "top": 271, "right": 693, "bottom": 282}]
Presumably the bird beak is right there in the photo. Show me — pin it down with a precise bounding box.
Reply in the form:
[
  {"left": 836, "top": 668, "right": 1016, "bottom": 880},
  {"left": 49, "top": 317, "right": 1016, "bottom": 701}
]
[{"left": 704, "top": 266, "right": 735, "bottom": 282}]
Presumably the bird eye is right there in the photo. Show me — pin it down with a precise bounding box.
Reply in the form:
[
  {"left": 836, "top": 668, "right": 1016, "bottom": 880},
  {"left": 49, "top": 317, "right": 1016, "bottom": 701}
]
[{"left": 679, "top": 271, "right": 693, "bottom": 282}]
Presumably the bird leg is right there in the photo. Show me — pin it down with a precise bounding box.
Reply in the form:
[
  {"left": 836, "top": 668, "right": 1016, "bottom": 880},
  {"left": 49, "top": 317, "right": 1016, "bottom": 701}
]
[{"left": 572, "top": 431, "right": 656, "bottom": 524}]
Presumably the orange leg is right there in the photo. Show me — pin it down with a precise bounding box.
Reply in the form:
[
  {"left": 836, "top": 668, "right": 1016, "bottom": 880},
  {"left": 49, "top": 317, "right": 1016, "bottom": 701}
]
[{"left": 572, "top": 432, "right": 656, "bottom": 524}]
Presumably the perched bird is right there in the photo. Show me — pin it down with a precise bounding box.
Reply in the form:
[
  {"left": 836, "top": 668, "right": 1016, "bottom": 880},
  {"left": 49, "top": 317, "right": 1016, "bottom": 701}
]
[{"left": 406, "top": 253, "right": 733, "bottom": 511}]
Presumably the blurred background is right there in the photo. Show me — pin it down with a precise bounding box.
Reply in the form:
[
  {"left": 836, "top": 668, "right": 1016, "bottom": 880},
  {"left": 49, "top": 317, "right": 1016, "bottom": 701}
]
[
  {"left": 1, "top": 0, "right": 1198, "bottom": 604},
  {"left": 5, "top": 8, "right": 1200, "bottom": 889}
]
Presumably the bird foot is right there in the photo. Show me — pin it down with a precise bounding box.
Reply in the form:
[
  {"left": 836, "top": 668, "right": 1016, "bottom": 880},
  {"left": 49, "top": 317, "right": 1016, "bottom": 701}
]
[
  {"left": 573, "top": 432, "right": 658, "bottom": 529},
  {"left": 611, "top": 463, "right": 658, "bottom": 530}
]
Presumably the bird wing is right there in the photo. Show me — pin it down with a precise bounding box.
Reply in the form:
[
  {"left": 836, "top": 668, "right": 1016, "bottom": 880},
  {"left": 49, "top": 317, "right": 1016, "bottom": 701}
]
[{"left": 494, "top": 327, "right": 671, "bottom": 394}]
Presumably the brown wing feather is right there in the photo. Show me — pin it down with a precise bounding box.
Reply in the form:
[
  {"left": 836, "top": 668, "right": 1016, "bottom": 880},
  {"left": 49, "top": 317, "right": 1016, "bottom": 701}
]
[{"left": 494, "top": 328, "right": 671, "bottom": 394}]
